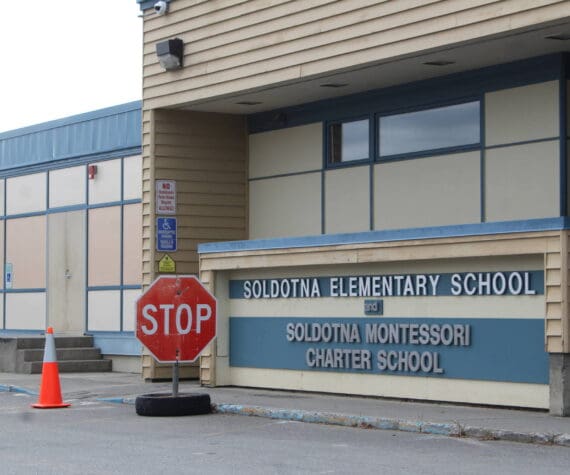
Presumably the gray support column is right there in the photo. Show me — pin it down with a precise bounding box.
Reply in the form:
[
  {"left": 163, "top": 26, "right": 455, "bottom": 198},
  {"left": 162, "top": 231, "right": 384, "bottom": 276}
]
[{"left": 550, "top": 354, "right": 570, "bottom": 416}]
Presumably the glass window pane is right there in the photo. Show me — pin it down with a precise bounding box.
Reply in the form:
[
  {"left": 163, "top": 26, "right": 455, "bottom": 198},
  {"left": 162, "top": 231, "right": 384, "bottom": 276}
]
[
  {"left": 329, "top": 119, "right": 369, "bottom": 163},
  {"left": 379, "top": 102, "right": 480, "bottom": 157}
]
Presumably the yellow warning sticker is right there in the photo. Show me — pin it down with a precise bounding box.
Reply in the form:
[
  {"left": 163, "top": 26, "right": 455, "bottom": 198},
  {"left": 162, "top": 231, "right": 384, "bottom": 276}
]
[{"left": 159, "top": 254, "right": 176, "bottom": 273}]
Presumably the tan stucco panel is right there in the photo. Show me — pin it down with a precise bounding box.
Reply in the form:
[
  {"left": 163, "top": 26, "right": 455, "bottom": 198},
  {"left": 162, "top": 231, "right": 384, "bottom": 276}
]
[
  {"left": 485, "top": 140, "right": 559, "bottom": 222},
  {"left": 325, "top": 165, "right": 370, "bottom": 234},
  {"left": 374, "top": 151, "right": 480, "bottom": 230},
  {"left": 88, "top": 207, "right": 121, "bottom": 286},
  {"left": 485, "top": 81, "right": 559, "bottom": 146},
  {"left": 6, "top": 216, "right": 46, "bottom": 289},
  {"left": 249, "top": 172, "right": 321, "bottom": 239},
  {"left": 249, "top": 123, "right": 322, "bottom": 179}
]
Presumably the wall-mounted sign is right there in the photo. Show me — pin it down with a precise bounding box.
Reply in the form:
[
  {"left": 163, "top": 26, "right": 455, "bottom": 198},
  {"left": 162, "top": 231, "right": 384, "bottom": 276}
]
[
  {"left": 158, "top": 254, "right": 176, "bottom": 273},
  {"left": 156, "top": 217, "right": 177, "bottom": 252},
  {"left": 229, "top": 317, "right": 548, "bottom": 384},
  {"left": 230, "top": 271, "right": 543, "bottom": 299},
  {"left": 364, "top": 300, "right": 383, "bottom": 315},
  {"left": 5, "top": 263, "right": 12, "bottom": 289},
  {"left": 155, "top": 180, "right": 176, "bottom": 215}
]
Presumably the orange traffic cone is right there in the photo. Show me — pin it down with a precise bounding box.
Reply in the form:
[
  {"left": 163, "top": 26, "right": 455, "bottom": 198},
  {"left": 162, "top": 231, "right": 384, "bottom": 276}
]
[{"left": 32, "top": 327, "right": 71, "bottom": 409}]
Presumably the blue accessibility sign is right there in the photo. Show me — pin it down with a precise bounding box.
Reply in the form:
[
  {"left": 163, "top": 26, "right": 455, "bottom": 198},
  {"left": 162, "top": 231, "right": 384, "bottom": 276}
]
[{"left": 157, "top": 217, "right": 177, "bottom": 252}]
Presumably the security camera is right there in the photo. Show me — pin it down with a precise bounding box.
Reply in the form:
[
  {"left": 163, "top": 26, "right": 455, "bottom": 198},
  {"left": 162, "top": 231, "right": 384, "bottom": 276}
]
[{"left": 154, "top": 1, "right": 168, "bottom": 15}]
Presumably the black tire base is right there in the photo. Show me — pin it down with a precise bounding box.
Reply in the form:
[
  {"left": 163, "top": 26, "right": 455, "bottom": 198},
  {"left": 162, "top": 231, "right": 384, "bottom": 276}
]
[{"left": 135, "top": 392, "right": 211, "bottom": 417}]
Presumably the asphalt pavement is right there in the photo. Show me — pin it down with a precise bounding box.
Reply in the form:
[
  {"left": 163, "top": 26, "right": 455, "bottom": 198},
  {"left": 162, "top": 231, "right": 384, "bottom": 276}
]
[{"left": 1, "top": 371, "right": 570, "bottom": 447}]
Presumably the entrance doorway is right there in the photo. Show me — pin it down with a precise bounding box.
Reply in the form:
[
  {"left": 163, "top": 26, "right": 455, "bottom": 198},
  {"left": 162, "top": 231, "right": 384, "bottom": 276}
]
[{"left": 47, "top": 211, "right": 85, "bottom": 334}]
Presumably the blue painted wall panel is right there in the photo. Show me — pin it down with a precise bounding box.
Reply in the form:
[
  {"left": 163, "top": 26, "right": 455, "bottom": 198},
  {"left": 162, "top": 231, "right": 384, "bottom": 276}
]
[
  {"left": 92, "top": 332, "right": 142, "bottom": 356},
  {"left": 230, "top": 317, "right": 548, "bottom": 384}
]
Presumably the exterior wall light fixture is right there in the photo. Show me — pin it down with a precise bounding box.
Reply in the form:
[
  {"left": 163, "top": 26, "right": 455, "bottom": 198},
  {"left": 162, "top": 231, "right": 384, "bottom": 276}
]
[{"left": 156, "top": 38, "right": 184, "bottom": 71}]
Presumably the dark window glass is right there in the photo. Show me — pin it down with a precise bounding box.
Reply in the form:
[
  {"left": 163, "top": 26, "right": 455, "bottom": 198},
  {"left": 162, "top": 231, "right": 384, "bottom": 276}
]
[
  {"left": 379, "top": 101, "right": 480, "bottom": 157},
  {"left": 329, "top": 119, "right": 369, "bottom": 164}
]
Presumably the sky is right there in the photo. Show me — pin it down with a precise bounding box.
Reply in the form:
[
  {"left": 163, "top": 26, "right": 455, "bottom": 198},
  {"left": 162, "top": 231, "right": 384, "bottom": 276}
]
[{"left": 0, "top": 1, "right": 142, "bottom": 133}]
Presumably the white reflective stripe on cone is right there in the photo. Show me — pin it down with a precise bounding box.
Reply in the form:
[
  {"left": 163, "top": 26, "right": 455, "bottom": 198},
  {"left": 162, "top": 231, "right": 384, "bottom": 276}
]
[{"left": 43, "top": 332, "right": 57, "bottom": 363}]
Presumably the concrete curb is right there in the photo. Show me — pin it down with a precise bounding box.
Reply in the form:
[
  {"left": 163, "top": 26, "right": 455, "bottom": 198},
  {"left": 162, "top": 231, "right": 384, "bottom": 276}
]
[
  {"left": 4, "top": 384, "right": 570, "bottom": 447},
  {"left": 212, "top": 403, "right": 570, "bottom": 448}
]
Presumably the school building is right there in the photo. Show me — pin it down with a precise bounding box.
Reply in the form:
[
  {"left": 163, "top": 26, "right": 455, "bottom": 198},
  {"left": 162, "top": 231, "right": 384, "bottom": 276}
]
[
  {"left": 136, "top": 0, "right": 570, "bottom": 415},
  {"left": 3, "top": 0, "right": 570, "bottom": 415},
  {"left": 0, "top": 102, "right": 143, "bottom": 372}
]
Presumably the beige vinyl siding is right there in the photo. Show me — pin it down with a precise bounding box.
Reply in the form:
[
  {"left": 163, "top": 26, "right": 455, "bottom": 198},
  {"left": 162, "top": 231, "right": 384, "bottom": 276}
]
[
  {"left": 545, "top": 232, "right": 570, "bottom": 353},
  {"left": 142, "top": 0, "right": 569, "bottom": 109},
  {"left": 142, "top": 109, "right": 154, "bottom": 286},
  {"left": 141, "top": 109, "right": 247, "bottom": 286}
]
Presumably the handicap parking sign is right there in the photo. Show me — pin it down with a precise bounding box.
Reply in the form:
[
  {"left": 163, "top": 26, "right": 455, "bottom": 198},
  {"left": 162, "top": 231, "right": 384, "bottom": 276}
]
[{"left": 157, "top": 217, "right": 177, "bottom": 252}]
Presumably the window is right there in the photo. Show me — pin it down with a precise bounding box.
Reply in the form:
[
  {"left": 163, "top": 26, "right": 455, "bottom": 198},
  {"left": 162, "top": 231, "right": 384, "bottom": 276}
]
[
  {"left": 328, "top": 119, "right": 369, "bottom": 164},
  {"left": 379, "top": 101, "right": 480, "bottom": 158}
]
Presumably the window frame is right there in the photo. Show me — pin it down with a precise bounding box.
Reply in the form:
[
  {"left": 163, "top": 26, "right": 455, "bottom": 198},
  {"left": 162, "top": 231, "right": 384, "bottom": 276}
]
[
  {"left": 375, "top": 98, "right": 482, "bottom": 162},
  {"left": 324, "top": 98, "right": 482, "bottom": 169},
  {"left": 325, "top": 115, "right": 373, "bottom": 169}
]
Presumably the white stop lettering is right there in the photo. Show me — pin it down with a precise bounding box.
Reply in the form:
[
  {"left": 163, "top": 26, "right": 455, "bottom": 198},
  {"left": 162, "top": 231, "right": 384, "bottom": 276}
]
[
  {"left": 141, "top": 303, "right": 212, "bottom": 335},
  {"left": 175, "top": 304, "right": 192, "bottom": 334}
]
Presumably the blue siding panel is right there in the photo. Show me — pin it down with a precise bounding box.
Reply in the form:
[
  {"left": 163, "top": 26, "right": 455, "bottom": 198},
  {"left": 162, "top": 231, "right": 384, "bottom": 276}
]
[{"left": 0, "top": 102, "right": 142, "bottom": 171}]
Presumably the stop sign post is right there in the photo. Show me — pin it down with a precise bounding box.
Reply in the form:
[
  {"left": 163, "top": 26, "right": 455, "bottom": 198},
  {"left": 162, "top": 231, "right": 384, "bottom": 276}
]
[{"left": 136, "top": 275, "right": 217, "bottom": 372}]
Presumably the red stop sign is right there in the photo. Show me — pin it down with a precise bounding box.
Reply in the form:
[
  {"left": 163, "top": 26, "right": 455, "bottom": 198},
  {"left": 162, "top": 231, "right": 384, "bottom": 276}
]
[{"left": 136, "top": 276, "right": 217, "bottom": 363}]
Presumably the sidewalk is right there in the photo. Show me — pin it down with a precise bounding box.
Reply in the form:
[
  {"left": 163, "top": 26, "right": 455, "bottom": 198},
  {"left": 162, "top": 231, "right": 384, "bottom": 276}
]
[{"left": 2, "top": 371, "right": 570, "bottom": 447}]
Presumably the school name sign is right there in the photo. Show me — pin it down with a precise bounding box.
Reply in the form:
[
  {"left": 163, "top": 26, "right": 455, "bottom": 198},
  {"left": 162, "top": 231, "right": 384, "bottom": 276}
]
[
  {"left": 287, "top": 320, "right": 471, "bottom": 374},
  {"left": 231, "top": 270, "right": 543, "bottom": 299},
  {"left": 229, "top": 317, "right": 549, "bottom": 384}
]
